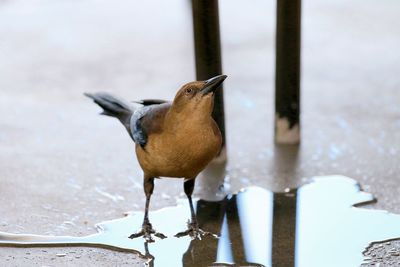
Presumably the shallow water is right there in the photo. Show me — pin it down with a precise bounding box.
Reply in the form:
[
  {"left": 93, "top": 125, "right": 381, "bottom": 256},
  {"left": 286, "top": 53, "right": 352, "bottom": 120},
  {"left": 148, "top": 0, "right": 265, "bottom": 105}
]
[{"left": 1, "top": 175, "right": 400, "bottom": 266}]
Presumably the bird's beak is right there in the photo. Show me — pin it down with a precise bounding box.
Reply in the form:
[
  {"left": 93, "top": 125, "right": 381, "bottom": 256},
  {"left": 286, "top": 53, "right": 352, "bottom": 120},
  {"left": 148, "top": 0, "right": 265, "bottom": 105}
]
[{"left": 201, "top": 75, "right": 227, "bottom": 95}]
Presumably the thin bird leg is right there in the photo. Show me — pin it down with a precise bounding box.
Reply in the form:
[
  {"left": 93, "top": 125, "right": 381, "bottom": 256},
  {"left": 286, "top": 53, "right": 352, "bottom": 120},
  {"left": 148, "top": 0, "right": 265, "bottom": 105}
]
[
  {"left": 175, "top": 179, "right": 216, "bottom": 239},
  {"left": 184, "top": 180, "right": 197, "bottom": 226},
  {"left": 129, "top": 177, "right": 166, "bottom": 242}
]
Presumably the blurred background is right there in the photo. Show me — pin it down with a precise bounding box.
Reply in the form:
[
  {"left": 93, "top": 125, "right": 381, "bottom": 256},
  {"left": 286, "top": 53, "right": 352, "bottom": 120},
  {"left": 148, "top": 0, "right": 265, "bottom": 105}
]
[{"left": 0, "top": 0, "right": 399, "bottom": 265}]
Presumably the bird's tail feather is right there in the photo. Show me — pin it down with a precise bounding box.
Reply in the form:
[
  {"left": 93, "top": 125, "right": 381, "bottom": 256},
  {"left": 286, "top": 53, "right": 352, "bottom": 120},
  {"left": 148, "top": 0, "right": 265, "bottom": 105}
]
[{"left": 85, "top": 92, "right": 133, "bottom": 133}]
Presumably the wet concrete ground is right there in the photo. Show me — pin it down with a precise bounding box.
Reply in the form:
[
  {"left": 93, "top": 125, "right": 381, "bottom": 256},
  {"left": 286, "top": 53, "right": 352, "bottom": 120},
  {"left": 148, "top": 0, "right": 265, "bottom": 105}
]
[
  {"left": 3, "top": 176, "right": 400, "bottom": 267},
  {"left": 0, "top": 0, "right": 399, "bottom": 266}
]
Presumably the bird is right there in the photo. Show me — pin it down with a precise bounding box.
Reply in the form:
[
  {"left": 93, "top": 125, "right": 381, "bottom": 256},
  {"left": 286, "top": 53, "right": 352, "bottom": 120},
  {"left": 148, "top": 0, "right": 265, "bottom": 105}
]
[{"left": 85, "top": 75, "right": 227, "bottom": 242}]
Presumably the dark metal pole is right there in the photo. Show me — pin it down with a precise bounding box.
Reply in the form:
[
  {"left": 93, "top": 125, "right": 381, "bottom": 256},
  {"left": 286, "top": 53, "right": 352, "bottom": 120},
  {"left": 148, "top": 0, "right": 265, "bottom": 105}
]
[
  {"left": 275, "top": 0, "right": 301, "bottom": 144},
  {"left": 192, "top": 0, "right": 226, "bottom": 149}
]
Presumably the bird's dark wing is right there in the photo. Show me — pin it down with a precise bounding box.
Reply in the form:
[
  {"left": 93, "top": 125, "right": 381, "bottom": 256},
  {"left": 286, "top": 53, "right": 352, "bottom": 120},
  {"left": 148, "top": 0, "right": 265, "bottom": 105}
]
[
  {"left": 134, "top": 99, "right": 168, "bottom": 106},
  {"left": 130, "top": 102, "right": 171, "bottom": 148}
]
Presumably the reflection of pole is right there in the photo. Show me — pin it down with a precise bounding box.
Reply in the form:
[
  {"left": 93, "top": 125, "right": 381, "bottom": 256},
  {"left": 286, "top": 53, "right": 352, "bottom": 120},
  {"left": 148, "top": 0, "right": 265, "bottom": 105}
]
[
  {"left": 191, "top": 0, "right": 226, "bottom": 149},
  {"left": 271, "top": 192, "right": 297, "bottom": 266},
  {"left": 275, "top": 0, "right": 301, "bottom": 144},
  {"left": 225, "top": 195, "right": 247, "bottom": 265},
  {"left": 182, "top": 200, "right": 225, "bottom": 266},
  {"left": 182, "top": 195, "right": 267, "bottom": 266}
]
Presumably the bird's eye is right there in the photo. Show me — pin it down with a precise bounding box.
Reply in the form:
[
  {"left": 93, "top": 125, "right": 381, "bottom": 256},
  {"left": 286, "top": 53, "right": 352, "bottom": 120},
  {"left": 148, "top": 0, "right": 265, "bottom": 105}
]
[{"left": 185, "top": 88, "right": 193, "bottom": 94}]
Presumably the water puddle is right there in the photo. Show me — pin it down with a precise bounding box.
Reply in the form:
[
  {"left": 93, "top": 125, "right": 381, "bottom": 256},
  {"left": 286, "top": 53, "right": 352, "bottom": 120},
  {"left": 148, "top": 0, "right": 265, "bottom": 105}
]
[{"left": 1, "top": 175, "right": 400, "bottom": 266}]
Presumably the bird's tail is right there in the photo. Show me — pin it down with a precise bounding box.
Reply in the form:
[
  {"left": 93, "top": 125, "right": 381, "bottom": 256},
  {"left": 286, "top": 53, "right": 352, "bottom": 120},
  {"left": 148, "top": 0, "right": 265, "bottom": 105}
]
[{"left": 85, "top": 92, "right": 133, "bottom": 133}]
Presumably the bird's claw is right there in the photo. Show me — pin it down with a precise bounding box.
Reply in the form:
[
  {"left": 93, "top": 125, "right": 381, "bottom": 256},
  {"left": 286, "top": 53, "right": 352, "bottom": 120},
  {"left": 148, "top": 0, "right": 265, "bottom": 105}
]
[
  {"left": 129, "top": 222, "right": 167, "bottom": 243},
  {"left": 174, "top": 221, "right": 217, "bottom": 240}
]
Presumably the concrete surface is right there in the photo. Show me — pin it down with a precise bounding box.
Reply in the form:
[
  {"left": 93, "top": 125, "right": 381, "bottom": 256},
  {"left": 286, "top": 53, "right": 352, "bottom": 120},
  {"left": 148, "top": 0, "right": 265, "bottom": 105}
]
[{"left": 0, "top": 0, "right": 399, "bottom": 266}]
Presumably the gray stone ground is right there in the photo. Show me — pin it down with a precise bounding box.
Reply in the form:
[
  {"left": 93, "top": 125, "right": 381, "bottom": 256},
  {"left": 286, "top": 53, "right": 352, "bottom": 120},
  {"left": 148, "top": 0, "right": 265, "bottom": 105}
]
[{"left": 0, "top": 0, "right": 399, "bottom": 266}]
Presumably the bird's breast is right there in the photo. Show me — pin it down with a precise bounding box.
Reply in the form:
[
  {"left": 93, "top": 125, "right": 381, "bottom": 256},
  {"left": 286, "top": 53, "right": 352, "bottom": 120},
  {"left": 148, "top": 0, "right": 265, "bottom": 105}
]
[{"left": 136, "top": 119, "right": 222, "bottom": 179}]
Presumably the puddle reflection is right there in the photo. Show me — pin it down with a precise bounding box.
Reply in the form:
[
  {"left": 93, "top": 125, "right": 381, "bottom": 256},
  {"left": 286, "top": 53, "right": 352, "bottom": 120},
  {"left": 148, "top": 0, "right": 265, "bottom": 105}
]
[{"left": 1, "top": 175, "right": 400, "bottom": 266}]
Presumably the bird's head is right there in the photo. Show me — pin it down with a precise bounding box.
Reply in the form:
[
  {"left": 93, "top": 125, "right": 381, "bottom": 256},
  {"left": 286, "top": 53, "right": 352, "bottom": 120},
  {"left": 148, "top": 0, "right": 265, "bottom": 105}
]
[{"left": 171, "top": 75, "right": 227, "bottom": 116}]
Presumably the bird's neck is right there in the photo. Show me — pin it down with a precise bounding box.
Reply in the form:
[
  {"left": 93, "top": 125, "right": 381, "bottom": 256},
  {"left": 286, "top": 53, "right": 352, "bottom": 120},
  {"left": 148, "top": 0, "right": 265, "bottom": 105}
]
[{"left": 164, "top": 108, "right": 212, "bottom": 132}]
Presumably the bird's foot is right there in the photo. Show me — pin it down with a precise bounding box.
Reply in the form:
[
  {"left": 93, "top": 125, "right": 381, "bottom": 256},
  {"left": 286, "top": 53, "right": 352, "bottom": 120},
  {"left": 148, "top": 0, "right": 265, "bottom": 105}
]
[
  {"left": 174, "top": 220, "right": 217, "bottom": 240},
  {"left": 129, "top": 222, "right": 167, "bottom": 243}
]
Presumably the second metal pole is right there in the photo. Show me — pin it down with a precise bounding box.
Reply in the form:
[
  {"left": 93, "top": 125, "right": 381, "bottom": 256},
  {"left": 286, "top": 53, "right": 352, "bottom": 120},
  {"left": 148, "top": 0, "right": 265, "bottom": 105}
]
[{"left": 275, "top": 0, "right": 302, "bottom": 145}]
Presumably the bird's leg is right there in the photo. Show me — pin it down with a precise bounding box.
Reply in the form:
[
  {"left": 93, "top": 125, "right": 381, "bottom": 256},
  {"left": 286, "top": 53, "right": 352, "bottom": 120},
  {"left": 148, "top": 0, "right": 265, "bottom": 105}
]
[
  {"left": 175, "top": 179, "right": 215, "bottom": 240},
  {"left": 129, "top": 177, "right": 166, "bottom": 242}
]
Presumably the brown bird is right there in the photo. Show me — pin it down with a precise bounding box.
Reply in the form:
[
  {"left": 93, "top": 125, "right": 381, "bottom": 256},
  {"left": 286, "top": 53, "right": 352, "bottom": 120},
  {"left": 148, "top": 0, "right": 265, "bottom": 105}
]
[{"left": 85, "top": 75, "right": 227, "bottom": 242}]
